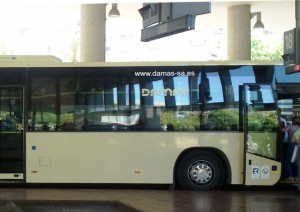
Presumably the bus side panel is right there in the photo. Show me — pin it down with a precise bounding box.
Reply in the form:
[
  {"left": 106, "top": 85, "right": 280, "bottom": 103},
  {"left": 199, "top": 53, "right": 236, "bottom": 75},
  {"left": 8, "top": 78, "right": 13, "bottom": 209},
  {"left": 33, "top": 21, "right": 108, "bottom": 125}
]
[
  {"left": 25, "top": 132, "right": 244, "bottom": 184},
  {"left": 202, "top": 132, "right": 244, "bottom": 184},
  {"left": 245, "top": 153, "right": 281, "bottom": 186}
]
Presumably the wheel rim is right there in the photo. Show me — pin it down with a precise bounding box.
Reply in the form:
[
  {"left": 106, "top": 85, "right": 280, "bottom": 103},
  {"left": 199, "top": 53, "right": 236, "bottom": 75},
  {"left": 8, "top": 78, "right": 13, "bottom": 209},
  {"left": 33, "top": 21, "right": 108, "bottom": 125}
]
[{"left": 188, "top": 160, "right": 214, "bottom": 186}]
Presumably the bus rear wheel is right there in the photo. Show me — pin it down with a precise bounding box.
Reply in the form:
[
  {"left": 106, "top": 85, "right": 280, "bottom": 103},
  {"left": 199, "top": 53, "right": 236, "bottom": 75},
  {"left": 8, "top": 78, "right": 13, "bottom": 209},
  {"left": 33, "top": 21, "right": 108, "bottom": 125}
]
[{"left": 176, "top": 150, "right": 226, "bottom": 191}]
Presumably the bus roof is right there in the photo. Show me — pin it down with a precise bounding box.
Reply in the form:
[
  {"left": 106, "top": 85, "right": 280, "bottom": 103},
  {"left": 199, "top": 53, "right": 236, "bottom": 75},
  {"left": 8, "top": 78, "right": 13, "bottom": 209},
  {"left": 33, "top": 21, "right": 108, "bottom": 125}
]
[{"left": 0, "top": 57, "right": 284, "bottom": 68}]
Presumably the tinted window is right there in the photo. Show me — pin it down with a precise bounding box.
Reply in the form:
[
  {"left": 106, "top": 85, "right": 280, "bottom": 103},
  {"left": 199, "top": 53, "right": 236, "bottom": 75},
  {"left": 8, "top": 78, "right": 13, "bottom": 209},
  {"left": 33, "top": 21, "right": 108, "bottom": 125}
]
[{"left": 27, "top": 65, "right": 278, "bottom": 132}]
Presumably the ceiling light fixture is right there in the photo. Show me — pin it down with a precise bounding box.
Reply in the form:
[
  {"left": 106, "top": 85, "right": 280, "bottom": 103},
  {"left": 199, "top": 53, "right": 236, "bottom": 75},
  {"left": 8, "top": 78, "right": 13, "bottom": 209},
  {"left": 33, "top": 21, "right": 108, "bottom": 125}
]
[
  {"left": 251, "top": 12, "right": 264, "bottom": 29},
  {"left": 108, "top": 3, "right": 120, "bottom": 18}
]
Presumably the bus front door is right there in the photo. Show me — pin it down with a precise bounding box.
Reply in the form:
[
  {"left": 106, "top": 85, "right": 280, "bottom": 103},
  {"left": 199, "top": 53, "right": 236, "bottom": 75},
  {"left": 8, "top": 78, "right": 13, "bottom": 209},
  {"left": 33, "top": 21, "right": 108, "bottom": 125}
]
[
  {"left": 0, "top": 87, "right": 24, "bottom": 180},
  {"left": 243, "top": 84, "right": 281, "bottom": 186}
]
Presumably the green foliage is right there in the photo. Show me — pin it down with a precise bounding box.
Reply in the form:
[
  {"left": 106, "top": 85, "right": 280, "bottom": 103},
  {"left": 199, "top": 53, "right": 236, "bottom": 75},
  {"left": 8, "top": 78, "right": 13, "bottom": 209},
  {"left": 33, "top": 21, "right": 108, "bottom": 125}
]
[
  {"left": 160, "top": 109, "right": 277, "bottom": 132},
  {"left": 248, "top": 111, "right": 277, "bottom": 132},
  {"left": 205, "top": 109, "right": 238, "bottom": 130},
  {"left": 160, "top": 111, "right": 200, "bottom": 131},
  {"left": 34, "top": 112, "right": 56, "bottom": 124},
  {"left": 60, "top": 113, "right": 74, "bottom": 124},
  {"left": 247, "top": 112, "right": 264, "bottom": 131},
  {"left": 251, "top": 39, "right": 283, "bottom": 61}
]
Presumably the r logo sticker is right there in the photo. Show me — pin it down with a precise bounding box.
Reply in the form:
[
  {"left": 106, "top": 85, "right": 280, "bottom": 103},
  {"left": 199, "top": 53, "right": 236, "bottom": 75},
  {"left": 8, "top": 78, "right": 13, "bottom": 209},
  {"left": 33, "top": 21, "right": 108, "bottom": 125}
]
[{"left": 251, "top": 166, "right": 260, "bottom": 179}]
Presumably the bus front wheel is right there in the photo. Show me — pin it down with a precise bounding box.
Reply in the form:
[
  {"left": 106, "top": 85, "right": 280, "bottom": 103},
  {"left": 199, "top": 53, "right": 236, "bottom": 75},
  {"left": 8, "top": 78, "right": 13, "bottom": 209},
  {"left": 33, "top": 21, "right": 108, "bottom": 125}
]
[{"left": 176, "top": 150, "right": 226, "bottom": 191}]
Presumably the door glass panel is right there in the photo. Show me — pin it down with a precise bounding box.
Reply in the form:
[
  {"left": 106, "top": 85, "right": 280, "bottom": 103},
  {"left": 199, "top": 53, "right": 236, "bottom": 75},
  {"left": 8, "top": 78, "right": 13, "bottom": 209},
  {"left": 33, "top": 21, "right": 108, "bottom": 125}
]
[
  {"left": 245, "top": 84, "right": 278, "bottom": 160},
  {"left": 0, "top": 87, "right": 23, "bottom": 173}
]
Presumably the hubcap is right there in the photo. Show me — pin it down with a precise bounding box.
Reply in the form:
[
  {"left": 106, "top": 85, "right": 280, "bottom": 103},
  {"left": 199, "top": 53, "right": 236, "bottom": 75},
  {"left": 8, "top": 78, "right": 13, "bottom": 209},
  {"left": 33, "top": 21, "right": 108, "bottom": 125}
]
[{"left": 188, "top": 161, "right": 214, "bottom": 185}]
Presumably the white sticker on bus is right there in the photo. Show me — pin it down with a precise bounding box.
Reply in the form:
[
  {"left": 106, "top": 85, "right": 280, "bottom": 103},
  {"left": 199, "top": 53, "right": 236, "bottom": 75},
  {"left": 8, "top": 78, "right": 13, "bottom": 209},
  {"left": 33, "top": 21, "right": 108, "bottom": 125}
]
[
  {"left": 251, "top": 166, "right": 260, "bottom": 179},
  {"left": 261, "top": 166, "right": 270, "bottom": 179},
  {"left": 251, "top": 165, "right": 270, "bottom": 180}
]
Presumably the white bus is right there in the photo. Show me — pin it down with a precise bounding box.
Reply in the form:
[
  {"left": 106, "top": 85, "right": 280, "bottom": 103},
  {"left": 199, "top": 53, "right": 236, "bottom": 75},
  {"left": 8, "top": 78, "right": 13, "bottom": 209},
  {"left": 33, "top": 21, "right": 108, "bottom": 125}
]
[{"left": 0, "top": 60, "right": 297, "bottom": 190}]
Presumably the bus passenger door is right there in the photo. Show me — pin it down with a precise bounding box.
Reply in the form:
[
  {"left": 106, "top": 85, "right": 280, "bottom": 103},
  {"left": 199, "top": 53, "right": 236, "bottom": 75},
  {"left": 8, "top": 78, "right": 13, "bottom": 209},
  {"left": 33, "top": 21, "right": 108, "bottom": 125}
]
[
  {"left": 243, "top": 84, "right": 281, "bottom": 186},
  {"left": 0, "top": 87, "right": 24, "bottom": 180}
]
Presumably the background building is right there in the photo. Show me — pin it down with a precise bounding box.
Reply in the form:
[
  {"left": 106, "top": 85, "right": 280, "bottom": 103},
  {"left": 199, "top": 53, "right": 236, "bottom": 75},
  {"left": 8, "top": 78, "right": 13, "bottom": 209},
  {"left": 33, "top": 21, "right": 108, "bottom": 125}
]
[{"left": 0, "top": 1, "right": 294, "bottom": 62}]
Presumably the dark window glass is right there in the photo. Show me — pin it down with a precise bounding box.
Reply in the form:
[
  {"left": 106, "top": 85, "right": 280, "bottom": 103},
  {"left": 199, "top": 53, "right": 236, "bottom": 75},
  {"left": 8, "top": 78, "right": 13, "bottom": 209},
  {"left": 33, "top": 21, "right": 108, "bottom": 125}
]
[
  {"left": 30, "top": 77, "right": 57, "bottom": 131},
  {"left": 27, "top": 65, "right": 279, "bottom": 132},
  {"left": 201, "top": 66, "right": 255, "bottom": 131},
  {"left": 137, "top": 72, "right": 200, "bottom": 131},
  {"left": 60, "top": 76, "right": 77, "bottom": 130},
  {"left": 0, "top": 69, "right": 24, "bottom": 85}
]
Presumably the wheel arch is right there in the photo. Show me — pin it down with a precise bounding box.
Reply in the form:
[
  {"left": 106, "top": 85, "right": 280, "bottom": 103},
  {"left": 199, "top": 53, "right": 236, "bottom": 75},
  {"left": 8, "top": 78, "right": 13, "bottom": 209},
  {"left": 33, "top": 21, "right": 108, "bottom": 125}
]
[{"left": 174, "top": 147, "right": 232, "bottom": 187}]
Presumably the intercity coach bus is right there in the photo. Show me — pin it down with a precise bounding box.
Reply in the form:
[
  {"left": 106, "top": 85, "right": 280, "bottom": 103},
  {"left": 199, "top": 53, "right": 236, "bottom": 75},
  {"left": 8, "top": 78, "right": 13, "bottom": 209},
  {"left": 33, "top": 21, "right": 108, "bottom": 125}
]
[{"left": 0, "top": 58, "right": 298, "bottom": 190}]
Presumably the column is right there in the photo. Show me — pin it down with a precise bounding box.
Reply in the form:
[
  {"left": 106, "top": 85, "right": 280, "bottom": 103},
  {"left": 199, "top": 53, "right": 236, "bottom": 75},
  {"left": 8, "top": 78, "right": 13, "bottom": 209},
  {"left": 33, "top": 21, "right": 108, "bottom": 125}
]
[
  {"left": 80, "top": 4, "right": 106, "bottom": 62},
  {"left": 227, "top": 5, "right": 251, "bottom": 60}
]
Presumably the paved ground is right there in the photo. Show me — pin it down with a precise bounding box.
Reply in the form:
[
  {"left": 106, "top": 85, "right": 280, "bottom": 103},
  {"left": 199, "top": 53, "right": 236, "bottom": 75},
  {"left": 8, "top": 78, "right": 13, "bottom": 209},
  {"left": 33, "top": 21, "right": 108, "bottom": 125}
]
[{"left": 0, "top": 183, "right": 299, "bottom": 211}]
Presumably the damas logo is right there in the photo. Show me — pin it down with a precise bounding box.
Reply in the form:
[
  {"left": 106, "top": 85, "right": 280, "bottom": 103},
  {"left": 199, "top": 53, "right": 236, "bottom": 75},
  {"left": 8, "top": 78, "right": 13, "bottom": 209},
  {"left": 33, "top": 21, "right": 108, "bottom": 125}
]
[{"left": 141, "top": 88, "right": 188, "bottom": 97}]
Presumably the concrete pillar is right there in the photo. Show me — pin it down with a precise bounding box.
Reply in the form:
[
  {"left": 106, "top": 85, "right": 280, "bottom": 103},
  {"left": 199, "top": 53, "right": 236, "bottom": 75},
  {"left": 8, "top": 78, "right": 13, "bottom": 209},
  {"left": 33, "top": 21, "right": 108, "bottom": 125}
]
[
  {"left": 80, "top": 4, "right": 106, "bottom": 62},
  {"left": 227, "top": 5, "right": 251, "bottom": 60}
]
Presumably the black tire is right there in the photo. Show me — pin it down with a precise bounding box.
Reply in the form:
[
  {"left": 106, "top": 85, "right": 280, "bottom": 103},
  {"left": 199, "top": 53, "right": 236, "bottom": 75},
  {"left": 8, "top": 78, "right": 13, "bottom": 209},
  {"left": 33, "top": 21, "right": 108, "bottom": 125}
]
[{"left": 176, "top": 150, "right": 226, "bottom": 191}]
